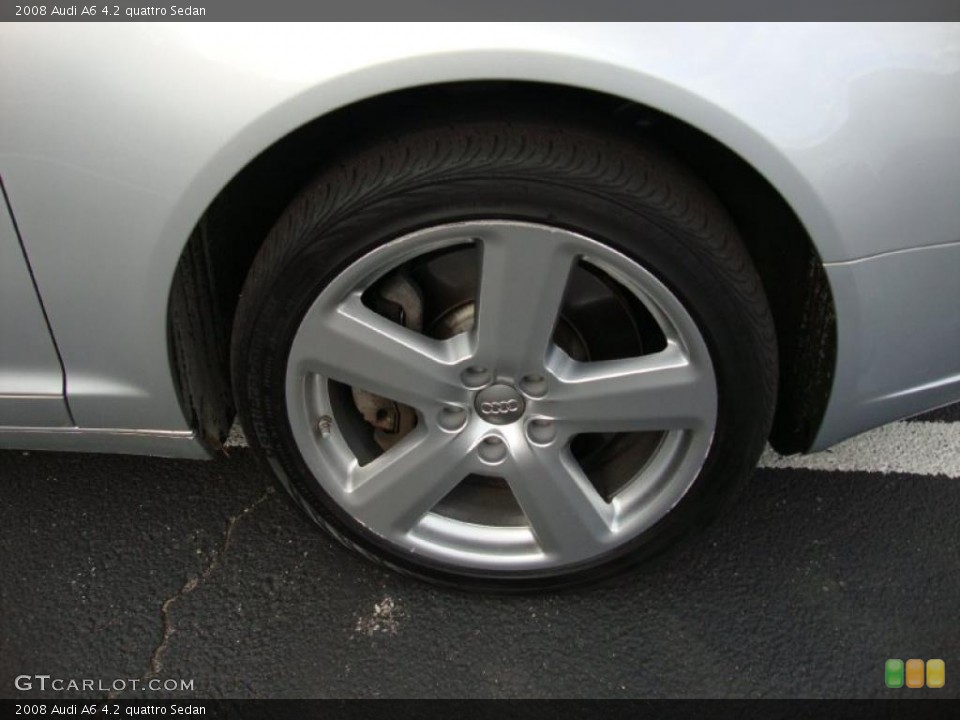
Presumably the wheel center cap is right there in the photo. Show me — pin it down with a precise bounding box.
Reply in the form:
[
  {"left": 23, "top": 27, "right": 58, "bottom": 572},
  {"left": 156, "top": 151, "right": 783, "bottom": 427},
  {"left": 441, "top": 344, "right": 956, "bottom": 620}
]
[{"left": 475, "top": 383, "right": 525, "bottom": 425}]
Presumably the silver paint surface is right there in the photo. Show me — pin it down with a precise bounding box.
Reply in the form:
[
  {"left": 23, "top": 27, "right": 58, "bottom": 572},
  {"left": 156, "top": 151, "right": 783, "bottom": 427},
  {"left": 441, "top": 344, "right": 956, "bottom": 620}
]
[{"left": 0, "top": 23, "right": 957, "bottom": 454}]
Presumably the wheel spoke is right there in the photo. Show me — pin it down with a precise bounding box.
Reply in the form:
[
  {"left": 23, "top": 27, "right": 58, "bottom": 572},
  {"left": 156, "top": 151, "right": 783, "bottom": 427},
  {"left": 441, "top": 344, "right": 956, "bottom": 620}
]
[
  {"left": 503, "top": 443, "right": 614, "bottom": 560},
  {"left": 343, "top": 429, "right": 475, "bottom": 535},
  {"left": 546, "top": 341, "right": 716, "bottom": 434},
  {"left": 473, "top": 226, "right": 579, "bottom": 374},
  {"left": 288, "top": 293, "right": 467, "bottom": 409}
]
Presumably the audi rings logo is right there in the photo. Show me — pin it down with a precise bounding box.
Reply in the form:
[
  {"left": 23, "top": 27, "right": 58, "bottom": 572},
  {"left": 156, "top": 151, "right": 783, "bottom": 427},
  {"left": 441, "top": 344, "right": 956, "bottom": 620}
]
[
  {"left": 480, "top": 399, "right": 521, "bottom": 415},
  {"left": 474, "top": 384, "right": 525, "bottom": 425}
]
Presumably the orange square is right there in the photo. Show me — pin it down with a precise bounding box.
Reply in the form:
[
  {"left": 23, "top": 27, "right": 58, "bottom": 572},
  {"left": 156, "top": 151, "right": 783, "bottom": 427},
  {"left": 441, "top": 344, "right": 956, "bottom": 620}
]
[{"left": 906, "top": 659, "right": 925, "bottom": 688}]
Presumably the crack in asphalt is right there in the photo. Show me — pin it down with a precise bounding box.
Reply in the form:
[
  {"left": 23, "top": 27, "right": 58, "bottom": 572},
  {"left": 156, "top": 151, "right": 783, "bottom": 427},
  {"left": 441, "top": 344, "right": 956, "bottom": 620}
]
[{"left": 111, "top": 486, "right": 275, "bottom": 699}]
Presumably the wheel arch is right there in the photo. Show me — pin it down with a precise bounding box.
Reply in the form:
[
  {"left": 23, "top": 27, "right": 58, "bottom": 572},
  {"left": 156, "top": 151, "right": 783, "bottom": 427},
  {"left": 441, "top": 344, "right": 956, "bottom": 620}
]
[{"left": 167, "top": 78, "right": 836, "bottom": 455}]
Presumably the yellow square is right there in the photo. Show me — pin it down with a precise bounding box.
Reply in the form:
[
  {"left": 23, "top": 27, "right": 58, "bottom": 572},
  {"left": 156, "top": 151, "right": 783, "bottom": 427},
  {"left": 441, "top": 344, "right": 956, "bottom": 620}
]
[{"left": 927, "top": 659, "right": 945, "bottom": 689}]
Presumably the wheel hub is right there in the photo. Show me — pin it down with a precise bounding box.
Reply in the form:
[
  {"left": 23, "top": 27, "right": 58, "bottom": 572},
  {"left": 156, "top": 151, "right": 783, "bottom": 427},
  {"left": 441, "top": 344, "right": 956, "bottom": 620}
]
[{"left": 474, "top": 383, "right": 526, "bottom": 426}]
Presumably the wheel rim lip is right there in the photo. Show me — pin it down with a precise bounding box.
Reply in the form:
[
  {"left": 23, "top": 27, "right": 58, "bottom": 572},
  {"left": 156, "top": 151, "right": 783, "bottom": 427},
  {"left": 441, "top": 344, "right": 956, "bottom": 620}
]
[{"left": 284, "top": 220, "right": 717, "bottom": 574}]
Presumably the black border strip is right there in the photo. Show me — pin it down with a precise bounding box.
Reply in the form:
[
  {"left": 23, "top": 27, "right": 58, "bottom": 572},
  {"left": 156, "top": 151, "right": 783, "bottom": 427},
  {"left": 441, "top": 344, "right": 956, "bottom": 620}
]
[
  {"left": 3, "top": 2, "right": 960, "bottom": 21},
  {"left": 3, "top": 699, "right": 959, "bottom": 719}
]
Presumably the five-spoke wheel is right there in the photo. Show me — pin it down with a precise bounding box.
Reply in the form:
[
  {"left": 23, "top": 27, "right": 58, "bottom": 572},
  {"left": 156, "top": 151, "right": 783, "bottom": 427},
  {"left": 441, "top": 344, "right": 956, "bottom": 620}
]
[
  {"left": 285, "top": 222, "right": 717, "bottom": 572},
  {"left": 233, "top": 119, "right": 776, "bottom": 589}
]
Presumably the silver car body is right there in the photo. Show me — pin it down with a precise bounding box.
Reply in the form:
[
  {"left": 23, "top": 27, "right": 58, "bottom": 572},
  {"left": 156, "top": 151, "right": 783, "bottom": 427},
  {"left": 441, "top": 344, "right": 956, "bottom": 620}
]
[{"left": 1, "top": 22, "right": 958, "bottom": 457}]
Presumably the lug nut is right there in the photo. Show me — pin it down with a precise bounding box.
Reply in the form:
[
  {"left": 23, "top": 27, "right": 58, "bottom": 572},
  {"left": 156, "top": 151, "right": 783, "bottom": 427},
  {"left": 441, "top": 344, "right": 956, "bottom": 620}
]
[
  {"left": 437, "top": 406, "right": 468, "bottom": 432},
  {"left": 520, "top": 374, "right": 548, "bottom": 398},
  {"left": 461, "top": 365, "right": 492, "bottom": 389},
  {"left": 527, "top": 418, "right": 556, "bottom": 445},
  {"left": 478, "top": 436, "right": 508, "bottom": 464}
]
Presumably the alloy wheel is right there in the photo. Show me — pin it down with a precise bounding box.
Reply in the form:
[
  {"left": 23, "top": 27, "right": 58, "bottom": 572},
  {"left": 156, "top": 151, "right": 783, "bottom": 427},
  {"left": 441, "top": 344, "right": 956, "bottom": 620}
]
[{"left": 284, "top": 220, "right": 718, "bottom": 572}]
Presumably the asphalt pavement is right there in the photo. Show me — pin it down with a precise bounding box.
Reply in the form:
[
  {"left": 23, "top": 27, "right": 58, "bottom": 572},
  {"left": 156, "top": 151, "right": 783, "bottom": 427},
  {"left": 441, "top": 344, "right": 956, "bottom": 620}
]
[{"left": 1, "top": 404, "right": 958, "bottom": 699}]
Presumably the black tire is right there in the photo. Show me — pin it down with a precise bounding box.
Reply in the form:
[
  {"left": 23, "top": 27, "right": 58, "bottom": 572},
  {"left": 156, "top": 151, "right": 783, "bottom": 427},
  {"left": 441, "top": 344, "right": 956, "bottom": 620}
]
[{"left": 231, "top": 119, "right": 777, "bottom": 591}]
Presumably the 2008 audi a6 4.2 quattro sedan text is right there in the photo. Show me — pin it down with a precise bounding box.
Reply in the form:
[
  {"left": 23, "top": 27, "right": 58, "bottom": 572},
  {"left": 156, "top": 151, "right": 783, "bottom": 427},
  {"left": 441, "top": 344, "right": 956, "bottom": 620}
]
[{"left": 1, "top": 23, "right": 958, "bottom": 590}]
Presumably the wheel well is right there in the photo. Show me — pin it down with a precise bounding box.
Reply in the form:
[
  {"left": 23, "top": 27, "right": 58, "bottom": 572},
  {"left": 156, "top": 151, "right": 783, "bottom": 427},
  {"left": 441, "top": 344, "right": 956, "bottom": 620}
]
[{"left": 168, "top": 81, "right": 835, "bottom": 455}]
